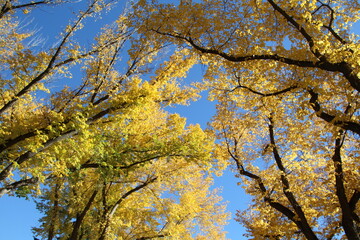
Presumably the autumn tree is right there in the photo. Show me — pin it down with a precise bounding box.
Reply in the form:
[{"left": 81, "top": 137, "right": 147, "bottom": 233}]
[
  {"left": 132, "top": 0, "right": 360, "bottom": 239},
  {"left": 32, "top": 105, "right": 228, "bottom": 240},
  {"left": 0, "top": 0, "right": 228, "bottom": 239}
]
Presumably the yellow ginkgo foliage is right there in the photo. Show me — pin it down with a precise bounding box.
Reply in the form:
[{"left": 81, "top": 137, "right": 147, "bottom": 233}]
[
  {"left": 0, "top": 1, "right": 229, "bottom": 239},
  {"left": 33, "top": 104, "right": 228, "bottom": 240},
  {"left": 132, "top": 0, "right": 360, "bottom": 239}
]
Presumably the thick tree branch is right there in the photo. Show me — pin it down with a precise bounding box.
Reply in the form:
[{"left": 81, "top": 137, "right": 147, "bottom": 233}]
[
  {"left": 223, "top": 133, "right": 298, "bottom": 224},
  {"left": 331, "top": 130, "right": 360, "bottom": 240},
  {"left": 98, "top": 177, "right": 158, "bottom": 240},
  {"left": 47, "top": 183, "right": 60, "bottom": 240},
  {"left": 349, "top": 190, "right": 360, "bottom": 224},
  {"left": 69, "top": 190, "right": 98, "bottom": 240},
  {"left": 349, "top": 190, "right": 360, "bottom": 217},
  {"left": 312, "top": 1, "right": 347, "bottom": 45},
  {"left": 0, "top": 129, "right": 77, "bottom": 182},
  {"left": 266, "top": 0, "right": 322, "bottom": 59},
  {"left": 229, "top": 74, "right": 298, "bottom": 96},
  {"left": 237, "top": 164, "right": 297, "bottom": 222},
  {"left": 153, "top": 27, "right": 360, "bottom": 92},
  {"left": 0, "top": 131, "right": 39, "bottom": 154},
  {"left": 135, "top": 235, "right": 168, "bottom": 240},
  {"left": 268, "top": 117, "right": 318, "bottom": 240},
  {"left": 151, "top": 28, "right": 317, "bottom": 68},
  {"left": 0, "top": 119, "right": 73, "bottom": 155},
  {"left": 78, "top": 153, "right": 190, "bottom": 173},
  {"left": 308, "top": 89, "right": 360, "bottom": 135},
  {"left": 266, "top": 0, "right": 360, "bottom": 91}
]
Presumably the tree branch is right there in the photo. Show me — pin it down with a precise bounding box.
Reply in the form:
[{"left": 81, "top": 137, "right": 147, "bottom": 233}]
[
  {"left": 308, "top": 89, "right": 360, "bottom": 135},
  {"left": 98, "top": 176, "right": 158, "bottom": 240},
  {"left": 135, "top": 235, "right": 168, "bottom": 240},
  {"left": 0, "top": 129, "right": 77, "bottom": 182},
  {"left": 230, "top": 78, "right": 298, "bottom": 97},
  {"left": 78, "top": 153, "right": 189, "bottom": 173},
  {"left": 331, "top": 130, "right": 360, "bottom": 240},
  {"left": 47, "top": 182, "right": 60, "bottom": 240},
  {"left": 313, "top": 1, "right": 347, "bottom": 45},
  {"left": 349, "top": 190, "right": 360, "bottom": 219},
  {"left": 266, "top": 0, "right": 360, "bottom": 91},
  {"left": 0, "top": 0, "right": 51, "bottom": 19},
  {"left": 266, "top": 0, "right": 322, "bottom": 59},
  {"left": 69, "top": 190, "right": 98, "bottom": 240},
  {"left": 0, "top": 0, "right": 121, "bottom": 116},
  {"left": 152, "top": 25, "right": 360, "bottom": 92},
  {"left": 223, "top": 133, "right": 298, "bottom": 224},
  {"left": 0, "top": 177, "right": 39, "bottom": 197},
  {"left": 268, "top": 117, "right": 318, "bottom": 240}
]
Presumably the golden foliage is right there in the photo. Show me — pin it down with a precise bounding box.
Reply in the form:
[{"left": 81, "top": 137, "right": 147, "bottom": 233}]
[
  {"left": 132, "top": 0, "right": 360, "bottom": 239},
  {"left": 0, "top": 1, "right": 228, "bottom": 239}
]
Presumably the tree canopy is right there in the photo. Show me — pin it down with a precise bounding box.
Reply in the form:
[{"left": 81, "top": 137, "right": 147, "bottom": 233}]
[
  {"left": 0, "top": 0, "right": 228, "bottom": 239},
  {"left": 131, "top": 0, "right": 360, "bottom": 239},
  {"left": 2, "top": 0, "right": 360, "bottom": 239}
]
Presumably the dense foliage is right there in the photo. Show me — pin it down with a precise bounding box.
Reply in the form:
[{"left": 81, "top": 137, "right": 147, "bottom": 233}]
[
  {"left": 132, "top": 0, "right": 360, "bottom": 239},
  {"left": 2, "top": 0, "right": 360, "bottom": 239},
  {"left": 0, "top": 0, "right": 228, "bottom": 239}
]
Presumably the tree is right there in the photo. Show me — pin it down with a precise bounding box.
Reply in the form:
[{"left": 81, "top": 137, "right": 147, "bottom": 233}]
[
  {"left": 0, "top": 0, "right": 228, "bottom": 239},
  {"left": 132, "top": 0, "right": 360, "bottom": 239},
  {"left": 32, "top": 106, "right": 228, "bottom": 240}
]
